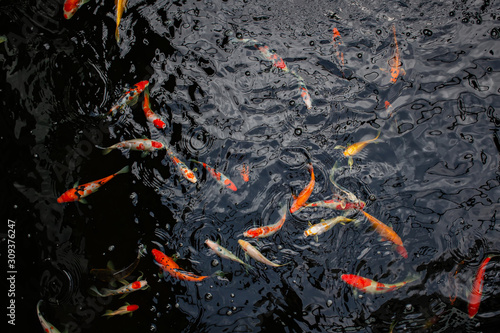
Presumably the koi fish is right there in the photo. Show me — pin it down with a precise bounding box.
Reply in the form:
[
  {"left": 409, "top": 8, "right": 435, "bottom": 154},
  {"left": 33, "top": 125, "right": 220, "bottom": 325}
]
[
  {"left": 244, "top": 211, "right": 287, "bottom": 239},
  {"left": 238, "top": 38, "right": 289, "bottom": 72},
  {"left": 290, "top": 164, "right": 315, "bottom": 214},
  {"left": 304, "top": 195, "right": 366, "bottom": 211},
  {"left": 103, "top": 303, "right": 138, "bottom": 317},
  {"left": 57, "top": 165, "right": 129, "bottom": 203},
  {"left": 468, "top": 255, "right": 499, "bottom": 318},
  {"left": 37, "top": 300, "right": 62, "bottom": 333},
  {"left": 304, "top": 216, "right": 354, "bottom": 239},
  {"left": 341, "top": 273, "right": 418, "bottom": 294},
  {"left": 63, "top": 0, "right": 90, "bottom": 19},
  {"left": 90, "top": 279, "right": 148, "bottom": 298},
  {"left": 361, "top": 210, "right": 408, "bottom": 258},
  {"left": 205, "top": 239, "right": 254, "bottom": 271},
  {"left": 238, "top": 239, "right": 289, "bottom": 268},
  {"left": 291, "top": 71, "right": 312, "bottom": 109},
  {"left": 165, "top": 150, "right": 197, "bottom": 183},
  {"left": 109, "top": 80, "right": 149, "bottom": 115},
  {"left": 151, "top": 248, "right": 209, "bottom": 282},
  {"left": 100, "top": 139, "right": 165, "bottom": 156},
  {"left": 389, "top": 25, "right": 405, "bottom": 83},
  {"left": 143, "top": 87, "right": 166, "bottom": 130},
  {"left": 0, "top": 36, "right": 6, "bottom": 44},
  {"left": 190, "top": 159, "right": 237, "bottom": 191},
  {"left": 115, "top": 0, "right": 128, "bottom": 42},
  {"left": 328, "top": 162, "right": 365, "bottom": 205},
  {"left": 332, "top": 27, "right": 345, "bottom": 71},
  {"left": 335, "top": 131, "right": 381, "bottom": 170},
  {"left": 240, "top": 164, "right": 250, "bottom": 182},
  {"left": 90, "top": 244, "right": 147, "bottom": 283}
]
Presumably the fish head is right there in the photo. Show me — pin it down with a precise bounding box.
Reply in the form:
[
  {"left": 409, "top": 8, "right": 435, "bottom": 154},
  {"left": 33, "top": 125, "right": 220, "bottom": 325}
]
[
  {"left": 63, "top": 2, "right": 78, "bottom": 20},
  {"left": 126, "top": 304, "right": 139, "bottom": 312},
  {"left": 136, "top": 80, "right": 150, "bottom": 92},
  {"left": 153, "top": 119, "right": 167, "bottom": 129},
  {"left": 57, "top": 191, "right": 76, "bottom": 203}
]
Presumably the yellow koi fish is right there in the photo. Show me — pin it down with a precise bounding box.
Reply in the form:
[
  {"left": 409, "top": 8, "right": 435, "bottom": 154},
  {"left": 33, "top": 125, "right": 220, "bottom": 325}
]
[
  {"left": 361, "top": 210, "right": 408, "bottom": 258},
  {"left": 115, "top": 0, "right": 128, "bottom": 42},
  {"left": 335, "top": 131, "right": 380, "bottom": 170}
]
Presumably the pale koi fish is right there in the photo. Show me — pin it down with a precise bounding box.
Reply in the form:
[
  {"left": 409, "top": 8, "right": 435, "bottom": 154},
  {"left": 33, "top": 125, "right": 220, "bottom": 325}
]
[
  {"left": 328, "top": 162, "right": 364, "bottom": 205},
  {"left": 238, "top": 239, "right": 289, "bottom": 268},
  {"left": 166, "top": 149, "right": 197, "bottom": 183},
  {"left": 190, "top": 159, "right": 237, "bottom": 191},
  {"left": 57, "top": 166, "right": 129, "bottom": 203},
  {"left": 90, "top": 244, "right": 147, "bottom": 284},
  {"left": 335, "top": 131, "right": 381, "bottom": 170},
  {"left": 243, "top": 211, "right": 287, "bottom": 239},
  {"left": 100, "top": 139, "right": 166, "bottom": 156},
  {"left": 90, "top": 279, "right": 148, "bottom": 298},
  {"left": 304, "top": 216, "right": 354, "bottom": 239},
  {"left": 361, "top": 210, "right": 408, "bottom": 258},
  {"left": 205, "top": 239, "right": 254, "bottom": 271},
  {"left": 63, "top": 0, "right": 90, "bottom": 19},
  {"left": 37, "top": 300, "right": 62, "bottom": 333},
  {"left": 142, "top": 87, "right": 167, "bottom": 129},
  {"left": 103, "top": 303, "right": 138, "bottom": 317},
  {"left": 341, "top": 273, "right": 418, "bottom": 294},
  {"left": 109, "top": 80, "right": 149, "bottom": 115},
  {"left": 290, "top": 164, "right": 315, "bottom": 214},
  {"left": 468, "top": 254, "right": 499, "bottom": 318},
  {"left": 115, "top": 0, "right": 128, "bottom": 42}
]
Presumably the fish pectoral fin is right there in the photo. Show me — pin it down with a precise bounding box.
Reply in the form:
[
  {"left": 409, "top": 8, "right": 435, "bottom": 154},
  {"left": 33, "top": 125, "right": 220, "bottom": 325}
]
[
  {"left": 333, "top": 145, "right": 345, "bottom": 150},
  {"left": 119, "top": 293, "right": 128, "bottom": 299},
  {"left": 78, "top": 198, "right": 88, "bottom": 204},
  {"left": 73, "top": 181, "right": 80, "bottom": 188},
  {"left": 141, "top": 151, "right": 149, "bottom": 158},
  {"left": 314, "top": 235, "right": 319, "bottom": 243}
]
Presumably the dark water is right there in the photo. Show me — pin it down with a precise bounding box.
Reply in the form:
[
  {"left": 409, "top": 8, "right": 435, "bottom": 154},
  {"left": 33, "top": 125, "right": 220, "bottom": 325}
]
[{"left": 2, "top": 0, "right": 500, "bottom": 332}]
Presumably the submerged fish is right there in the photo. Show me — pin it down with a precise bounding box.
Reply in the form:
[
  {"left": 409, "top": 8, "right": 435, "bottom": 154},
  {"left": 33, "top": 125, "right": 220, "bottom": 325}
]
[
  {"left": 37, "top": 300, "right": 62, "bottom": 333},
  {"left": 238, "top": 239, "right": 289, "bottom": 268},
  {"left": 109, "top": 80, "right": 149, "bottom": 115},
  {"left": 205, "top": 239, "right": 254, "bottom": 271},
  {"left": 341, "top": 273, "right": 418, "bottom": 294},
  {"left": 290, "top": 164, "right": 315, "bottom": 214},
  {"left": 304, "top": 195, "right": 365, "bottom": 211},
  {"left": 90, "top": 279, "right": 148, "bottom": 298},
  {"left": 361, "top": 210, "right": 408, "bottom": 258},
  {"left": 190, "top": 159, "right": 237, "bottom": 191},
  {"left": 152, "top": 248, "right": 209, "bottom": 282},
  {"left": 63, "top": 0, "right": 90, "bottom": 19},
  {"left": 335, "top": 131, "right": 381, "bottom": 170},
  {"left": 103, "top": 303, "right": 138, "bottom": 317},
  {"left": 468, "top": 254, "right": 499, "bottom": 318},
  {"left": 57, "top": 165, "right": 129, "bottom": 203},
  {"left": 304, "top": 216, "right": 354, "bottom": 239},
  {"left": 90, "top": 244, "right": 147, "bottom": 283},
  {"left": 166, "top": 149, "right": 197, "bottom": 183},
  {"left": 243, "top": 211, "right": 287, "bottom": 239},
  {"left": 100, "top": 139, "right": 165, "bottom": 156}
]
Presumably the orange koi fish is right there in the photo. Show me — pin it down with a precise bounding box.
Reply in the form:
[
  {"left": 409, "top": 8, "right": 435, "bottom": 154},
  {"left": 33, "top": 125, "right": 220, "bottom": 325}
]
[
  {"left": 290, "top": 164, "right": 315, "bottom": 214},
  {"left": 90, "top": 279, "right": 148, "bottom": 298},
  {"left": 151, "top": 248, "right": 209, "bottom": 282},
  {"left": 332, "top": 28, "right": 345, "bottom": 69},
  {"left": 335, "top": 131, "right": 381, "bottom": 170},
  {"left": 190, "top": 159, "right": 237, "bottom": 191},
  {"left": 244, "top": 211, "right": 287, "bottom": 239},
  {"left": 109, "top": 80, "right": 149, "bottom": 115},
  {"left": 103, "top": 303, "right": 138, "bottom": 317},
  {"left": 115, "top": 0, "right": 128, "bottom": 42},
  {"left": 63, "top": 0, "right": 90, "bottom": 19},
  {"left": 341, "top": 274, "right": 418, "bottom": 293},
  {"left": 57, "top": 166, "right": 129, "bottom": 203},
  {"left": 389, "top": 25, "right": 405, "bottom": 83},
  {"left": 468, "top": 255, "right": 499, "bottom": 318},
  {"left": 238, "top": 240, "right": 289, "bottom": 267},
  {"left": 304, "top": 195, "right": 366, "bottom": 211},
  {"left": 240, "top": 164, "right": 250, "bottom": 182},
  {"left": 166, "top": 150, "right": 197, "bottom": 183},
  {"left": 304, "top": 216, "right": 354, "bottom": 239},
  {"left": 37, "top": 301, "right": 62, "bottom": 333},
  {"left": 101, "top": 139, "right": 165, "bottom": 156},
  {"left": 361, "top": 210, "right": 408, "bottom": 258},
  {"left": 143, "top": 87, "right": 166, "bottom": 130}
]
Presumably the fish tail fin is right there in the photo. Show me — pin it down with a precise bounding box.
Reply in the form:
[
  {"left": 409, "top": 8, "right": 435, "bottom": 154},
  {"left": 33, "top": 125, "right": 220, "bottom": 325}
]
[
  {"left": 89, "top": 285, "right": 104, "bottom": 297},
  {"left": 116, "top": 165, "right": 130, "bottom": 175},
  {"left": 373, "top": 130, "right": 382, "bottom": 141},
  {"left": 102, "top": 310, "right": 113, "bottom": 317},
  {"left": 115, "top": 27, "right": 120, "bottom": 42},
  {"left": 101, "top": 147, "right": 113, "bottom": 155}
]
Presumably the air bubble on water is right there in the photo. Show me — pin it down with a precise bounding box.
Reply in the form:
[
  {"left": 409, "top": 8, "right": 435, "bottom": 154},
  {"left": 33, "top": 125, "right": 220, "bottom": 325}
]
[
  {"left": 150, "top": 306, "right": 157, "bottom": 312},
  {"left": 327, "top": 300, "right": 333, "bottom": 307},
  {"left": 175, "top": 303, "right": 180, "bottom": 308},
  {"left": 13, "top": 205, "right": 17, "bottom": 209},
  {"left": 211, "top": 259, "right": 219, "bottom": 267},
  {"left": 405, "top": 304, "right": 413, "bottom": 311},
  {"left": 205, "top": 293, "right": 213, "bottom": 301},
  {"left": 108, "top": 245, "right": 115, "bottom": 251},
  {"left": 278, "top": 245, "right": 283, "bottom": 250},
  {"left": 232, "top": 306, "right": 236, "bottom": 311},
  {"left": 150, "top": 324, "right": 157, "bottom": 332},
  {"left": 227, "top": 310, "right": 233, "bottom": 315},
  {"left": 358, "top": 294, "right": 363, "bottom": 299},
  {"left": 166, "top": 304, "right": 172, "bottom": 310},
  {"left": 231, "top": 293, "right": 235, "bottom": 298}
]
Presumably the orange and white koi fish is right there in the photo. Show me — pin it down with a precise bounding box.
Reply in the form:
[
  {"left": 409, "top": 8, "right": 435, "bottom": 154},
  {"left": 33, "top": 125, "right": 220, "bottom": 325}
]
[
  {"left": 143, "top": 87, "right": 166, "bottom": 130},
  {"left": 115, "top": 0, "right": 128, "bottom": 42},
  {"left": 335, "top": 131, "right": 381, "bottom": 170},
  {"left": 238, "top": 38, "right": 289, "bottom": 72},
  {"left": 103, "top": 303, "right": 138, "bottom": 317},
  {"left": 304, "top": 195, "right": 366, "bottom": 211},
  {"left": 244, "top": 211, "right": 287, "bottom": 239},
  {"left": 205, "top": 239, "right": 254, "bottom": 271},
  {"left": 190, "top": 159, "right": 237, "bottom": 191},
  {"left": 238, "top": 239, "right": 289, "bottom": 267},
  {"left": 389, "top": 25, "right": 405, "bottom": 83},
  {"left": 361, "top": 210, "right": 408, "bottom": 258},
  {"left": 151, "top": 248, "right": 209, "bottom": 282},
  {"left": 101, "top": 139, "right": 165, "bottom": 156},
  {"left": 57, "top": 166, "right": 129, "bottom": 203},
  {"left": 332, "top": 27, "right": 345, "bottom": 70},
  {"left": 304, "top": 216, "right": 354, "bottom": 239},
  {"left": 90, "top": 279, "right": 148, "bottom": 298},
  {"left": 37, "top": 300, "right": 62, "bottom": 333},
  {"left": 290, "top": 164, "right": 315, "bottom": 214},
  {"left": 341, "top": 273, "right": 418, "bottom": 293},
  {"left": 166, "top": 150, "right": 197, "bottom": 183},
  {"left": 63, "top": 0, "right": 90, "bottom": 19},
  {"left": 109, "top": 80, "right": 149, "bottom": 115},
  {"left": 240, "top": 164, "right": 250, "bottom": 182},
  {"left": 468, "top": 255, "right": 499, "bottom": 318}
]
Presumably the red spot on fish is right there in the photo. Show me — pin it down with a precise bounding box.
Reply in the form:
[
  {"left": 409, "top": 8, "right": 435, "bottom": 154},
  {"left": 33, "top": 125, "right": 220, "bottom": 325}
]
[
  {"left": 138, "top": 143, "right": 145, "bottom": 150},
  {"left": 131, "top": 281, "right": 142, "bottom": 289},
  {"left": 126, "top": 304, "right": 139, "bottom": 312},
  {"left": 376, "top": 282, "right": 385, "bottom": 291},
  {"left": 385, "top": 101, "right": 391, "bottom": 109},
  {"left": 224, "top": 179, "right": 237, "bottom": 191},
  {"left": 151, "top": 141, "right": 163, "bottom": 148}
]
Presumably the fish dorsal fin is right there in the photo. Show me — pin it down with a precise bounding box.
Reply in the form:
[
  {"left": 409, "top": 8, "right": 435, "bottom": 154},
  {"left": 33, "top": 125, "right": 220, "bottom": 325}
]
[
  {"left": 73, "top": 181, "right": 79, "bottom": 188},
  {"left": 119, "top": 279, "right": 129, "bottom": 286}
]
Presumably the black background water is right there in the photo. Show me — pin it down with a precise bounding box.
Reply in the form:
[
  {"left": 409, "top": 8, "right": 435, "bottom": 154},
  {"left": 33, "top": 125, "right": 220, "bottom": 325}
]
[{"left": 2, "top": 0, "right": 500, "bottom": 332}]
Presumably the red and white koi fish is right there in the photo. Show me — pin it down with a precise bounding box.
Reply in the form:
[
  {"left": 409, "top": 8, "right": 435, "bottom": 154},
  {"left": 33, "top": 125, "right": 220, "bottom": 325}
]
[
  {"left": 238, "top": 239, "right": 289, "bottom": 267},
  {"left": 341, "top": 273, "right": 418, "bottom": 294},
  {"left": 244, "top": 211, "right": 287, "bottom": 239},
  {"left": 166, "top": 150, "right": 197, "bottom": 183},
  {"left": 238, "top": 38, "right": 289, "bottom": 72},
  {"left": 115, "top": 0, "right": 128, "bottom": 42},
  {"left": 190, "top": 159, "right": 237, "bottom": 191},
  {"left": 304, "top": 195, "right": 366, "bottom": 211},
  {"left": 152, "top": 248, "right": 209, "bottom": 282},
  {"left": 290, "top": 164, "right": 315, "bottom": 214},
  {"left": 63, "top": 0, "right": 89, "bottom": 19},
  {"left": 103, "top": 303, "right": 139, "bottom": 317},
  {"left": 142, "top": 87, "right": 166, "bottom": 129},
  {"left": 304, "top": 216, "right": 354, "bottom": 239},
  {"left": 361, "top": 210, "right": 408, "bottom": 258},
  {"left": 57, "top": 166, "right": 129, "bottom": 203},
  {"left": 90, "top": 280, "right": 148, "bottom": 298},
  {"left": 37, "top": 300, "right": 62, "bottom": 333},
  {"left": 109, "top": 80, "right": 149, "bottom": 115},
  {"left": 332, "top": 27, "right": 345, "bottom": 72},
  {"left": 101, "top": 139, "right": 165, "bottom": 156},
  {"left": 205, "top": 239, "right": 254, "bottom": 271},
  {"left": 468, "top": 255, "right": 499, "bottom": 318},
  {"left": 335, "top": 131, "right": 381, "bottom": 170}
]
